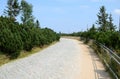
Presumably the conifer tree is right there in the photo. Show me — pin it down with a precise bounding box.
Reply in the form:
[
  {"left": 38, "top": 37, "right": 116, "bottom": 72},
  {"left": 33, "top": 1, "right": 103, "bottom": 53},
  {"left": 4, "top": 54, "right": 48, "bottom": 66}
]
[
  {"left": 108, "top": 14, "right": 116, "bottom": 31},
  {"left": 21, "top": 0, "right": 34, "bottom": 24},
  {"left": 97, "top": 6, "right": 108, "bottom": 32},
  {"left": 4, "top": 0, "right": 20, "bottom": 20}
]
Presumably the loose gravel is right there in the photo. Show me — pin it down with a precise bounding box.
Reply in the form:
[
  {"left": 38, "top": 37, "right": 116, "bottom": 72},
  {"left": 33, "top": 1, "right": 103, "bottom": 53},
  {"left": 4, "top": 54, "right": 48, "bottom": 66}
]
[{"left": 0, "top": 38, "right": 111, "bottom": 79}]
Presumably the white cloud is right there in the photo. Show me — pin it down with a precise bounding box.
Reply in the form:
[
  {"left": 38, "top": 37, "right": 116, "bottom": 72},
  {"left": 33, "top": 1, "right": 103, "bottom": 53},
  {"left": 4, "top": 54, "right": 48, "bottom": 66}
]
[{"left": 114, "top": 9, "right": 120, "bottom": 15}]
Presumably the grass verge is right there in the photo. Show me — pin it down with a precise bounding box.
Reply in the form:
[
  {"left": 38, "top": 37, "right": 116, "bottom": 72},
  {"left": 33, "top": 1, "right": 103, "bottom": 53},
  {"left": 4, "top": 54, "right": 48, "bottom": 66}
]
[{"left": 0, "top": 42, "right": 57, "bottom": 66}]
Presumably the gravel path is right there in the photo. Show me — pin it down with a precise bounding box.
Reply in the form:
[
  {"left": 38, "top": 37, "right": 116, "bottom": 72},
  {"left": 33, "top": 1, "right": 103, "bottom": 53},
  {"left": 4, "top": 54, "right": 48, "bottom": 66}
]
[{"left": 0, "top": 38, "right": 111, "bottom": 79}]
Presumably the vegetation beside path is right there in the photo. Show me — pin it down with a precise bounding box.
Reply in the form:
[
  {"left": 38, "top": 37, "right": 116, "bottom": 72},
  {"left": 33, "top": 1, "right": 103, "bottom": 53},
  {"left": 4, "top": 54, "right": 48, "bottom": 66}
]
[
  {"left": 0, "top": 42, "right": 57, "bottom": 66},
  {"left": 62, "top": 6, "right": 120, "bottom": 78},
  {"left": 0, "top": 0, "right": 60, "bottom": 64}
]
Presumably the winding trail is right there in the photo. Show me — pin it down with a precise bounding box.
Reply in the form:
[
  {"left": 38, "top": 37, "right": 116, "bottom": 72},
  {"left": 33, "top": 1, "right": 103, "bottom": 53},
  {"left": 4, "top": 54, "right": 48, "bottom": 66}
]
[{"left": 0, "top": 38, "right": 111, "bottom": 79}]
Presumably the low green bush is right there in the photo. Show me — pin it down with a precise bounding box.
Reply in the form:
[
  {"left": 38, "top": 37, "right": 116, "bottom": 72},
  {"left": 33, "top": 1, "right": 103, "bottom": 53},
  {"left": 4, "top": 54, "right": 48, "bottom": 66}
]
[{"left": 0, "top": 16, "right": 60, "bottom": 58}]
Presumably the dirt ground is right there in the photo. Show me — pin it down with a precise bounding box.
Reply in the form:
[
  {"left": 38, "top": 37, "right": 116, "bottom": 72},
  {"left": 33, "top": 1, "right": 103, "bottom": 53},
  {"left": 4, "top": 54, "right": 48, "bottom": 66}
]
[
  {"left": 0, "top": 38, "right": 111, "bottom": 79},
  {"left": 78, "top": 40, "right": 111, "bottom": 79}
]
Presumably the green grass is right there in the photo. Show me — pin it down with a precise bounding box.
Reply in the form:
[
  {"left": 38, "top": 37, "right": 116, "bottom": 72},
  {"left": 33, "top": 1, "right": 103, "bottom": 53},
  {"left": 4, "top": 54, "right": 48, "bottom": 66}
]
[
  {"left": 0, "top": 42, "right": 57, "bottom": 66},
  {"left": 0, "top": 53, "right": 10, "bottom": 66}
]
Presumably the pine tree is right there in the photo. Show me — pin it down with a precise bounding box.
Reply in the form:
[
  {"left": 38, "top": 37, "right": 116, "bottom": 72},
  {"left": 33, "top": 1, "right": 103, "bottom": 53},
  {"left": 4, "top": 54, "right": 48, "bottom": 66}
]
[
  {"left": 35, "top": 20, "right": 41, "bottom": 28},
  {"left": 21, "top": 0, "right": 34, "bottom": 24},
  {"left": 108, "top": 14, "right": 116, "bottom": 31},
  {"left": 0, "top": 17, "right": 23, "bottom": 58},
  {"left": 89, "top": 24, "right": 96, "bottom": 32},
  {"left": 4, "top": 0, "right": 20, "bottom": 20},
  {"left": 97, "top": 6, "right": 108, "bottom": 32}
]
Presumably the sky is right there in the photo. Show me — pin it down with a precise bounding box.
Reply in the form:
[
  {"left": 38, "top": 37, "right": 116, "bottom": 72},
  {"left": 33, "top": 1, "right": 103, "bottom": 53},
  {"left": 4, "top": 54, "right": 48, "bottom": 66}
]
[{"left": 0, "top": 0, "right": 120, "bottom": 33}]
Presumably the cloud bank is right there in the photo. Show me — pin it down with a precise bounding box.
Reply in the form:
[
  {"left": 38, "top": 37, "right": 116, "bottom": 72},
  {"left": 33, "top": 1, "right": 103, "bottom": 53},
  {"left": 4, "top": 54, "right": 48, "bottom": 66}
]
[{"left": 114, "top": 9, "right": 120, "bottom": 15}]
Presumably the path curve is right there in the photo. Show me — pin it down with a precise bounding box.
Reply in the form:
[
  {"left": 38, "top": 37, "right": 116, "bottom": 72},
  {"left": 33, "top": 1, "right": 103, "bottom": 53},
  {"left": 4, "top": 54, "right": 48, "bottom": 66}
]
[{"left": 0, "top": 38, "right": 111, "bottom": 79}]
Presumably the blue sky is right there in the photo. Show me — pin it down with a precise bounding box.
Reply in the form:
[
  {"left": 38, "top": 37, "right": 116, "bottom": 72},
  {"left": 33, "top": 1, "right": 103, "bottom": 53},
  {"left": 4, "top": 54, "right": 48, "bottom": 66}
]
[{"left": 0, "top": 0, "right": 120, "bottom": 33}]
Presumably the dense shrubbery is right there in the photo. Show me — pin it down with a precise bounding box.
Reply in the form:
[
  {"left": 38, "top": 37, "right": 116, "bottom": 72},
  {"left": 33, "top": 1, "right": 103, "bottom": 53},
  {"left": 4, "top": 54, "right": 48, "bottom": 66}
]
[
  {"left": 80, "top": 6, "right": 120, "bottom": 56},
  {"left": 0, "top": 0, "right": 60, "bottom": 59},
  {"left": 80, "top": 27, "right": 120, "bottom": 56},
  {"left": 61, "top": 32, "right": 82, "bottom": 36},
  {"left": 80, "top": 6, "right": 120, "bottom": 78},
  {"left": 81, "top": 31, "right": 120, "bottom": 52},
  {"left": 0, "top": 17, "right": 23, "bottom": 58},
  {"left": 0, "top": 16, "right": 60, "bottom": 58}
]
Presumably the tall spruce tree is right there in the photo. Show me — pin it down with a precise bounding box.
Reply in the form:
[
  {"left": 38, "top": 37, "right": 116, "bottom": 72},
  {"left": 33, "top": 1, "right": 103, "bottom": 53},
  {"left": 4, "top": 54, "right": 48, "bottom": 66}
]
[
  {"left": 108, "top": 14, "right": 116, "bottom": 31},
  {"left": 4, "top": 0, "right": 20, "bottom": 20},
  {"left": 20, "top": 0, "right": 35, "bottom": 51},
  {"left": 97, "top": 6, "right": 108, "bottom": 32}
]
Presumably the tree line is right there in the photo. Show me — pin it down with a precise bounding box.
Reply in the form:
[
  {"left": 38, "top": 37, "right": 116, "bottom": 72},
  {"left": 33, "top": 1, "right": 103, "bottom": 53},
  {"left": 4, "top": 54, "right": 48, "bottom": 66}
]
[
  {"left": 80, "top": 6, "right": 120, "bottom": 56},
  {"left": 61, "top": 6, "right": 120, "bottom": 78},
  {"left": 0, "top": 0, "right": 60, "bottom": 59},
  {"left": 63, "top": 6, "right": 120, "bottom": 56}
]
